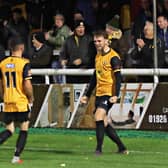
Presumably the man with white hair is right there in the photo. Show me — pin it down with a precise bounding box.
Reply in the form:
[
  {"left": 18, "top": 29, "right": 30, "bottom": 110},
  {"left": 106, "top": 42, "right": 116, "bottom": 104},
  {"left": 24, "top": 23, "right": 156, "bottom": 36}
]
[
  {"left": 45, "top": 12, "right": 72, "bottom": 83},
  {"left": 131, "top": 21, "right": 165, "bottom": 81}
]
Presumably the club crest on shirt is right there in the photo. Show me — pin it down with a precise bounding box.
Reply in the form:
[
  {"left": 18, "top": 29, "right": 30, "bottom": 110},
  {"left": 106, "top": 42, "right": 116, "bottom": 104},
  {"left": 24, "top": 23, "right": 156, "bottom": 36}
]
[{"left": 103, "top": 61, "right": 107, "bottom": 66}]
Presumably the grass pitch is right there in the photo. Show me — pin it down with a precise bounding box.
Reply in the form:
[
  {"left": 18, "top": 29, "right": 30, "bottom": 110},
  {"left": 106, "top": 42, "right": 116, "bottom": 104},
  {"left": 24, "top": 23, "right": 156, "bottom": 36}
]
[{"left": 0, "top": 128, "right": 168, "bottom": 168}]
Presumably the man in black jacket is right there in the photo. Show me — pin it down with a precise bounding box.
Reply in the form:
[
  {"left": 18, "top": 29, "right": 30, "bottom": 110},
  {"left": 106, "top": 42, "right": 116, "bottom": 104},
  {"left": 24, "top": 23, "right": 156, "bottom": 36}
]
[
  {"left": 60, "top": 20, "right": 96, "bottom": 83},
  {"left": 131, "top": 21, "right": 165, "bottom": 82},
  {"left": 30, "top": 32, "right": 52, "bottom": 84}
]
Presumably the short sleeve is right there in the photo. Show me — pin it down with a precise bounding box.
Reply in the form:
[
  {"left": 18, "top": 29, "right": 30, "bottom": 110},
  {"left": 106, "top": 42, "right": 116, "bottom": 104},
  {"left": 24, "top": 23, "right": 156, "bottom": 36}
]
[
  {"left": 110, "top": 56, "right": 121, "bottom": 72},
  {"left": 23, "top": 63, "right": 32, "bottom": 80}
]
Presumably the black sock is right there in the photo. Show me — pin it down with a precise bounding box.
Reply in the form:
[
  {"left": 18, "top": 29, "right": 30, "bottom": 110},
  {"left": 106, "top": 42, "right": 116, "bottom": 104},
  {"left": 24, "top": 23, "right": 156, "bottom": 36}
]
[
  {"left": 95, "top": 120, "right": 105, "bottom": 152},
  {"left": 0, "top": 129, "right": 12, "bottom": 144},
  {"left": 14, "top": 130, "right": 28, "bottom": 157},
  {"left": 105, "top": 124, "right": 126, "bottom": 151}
]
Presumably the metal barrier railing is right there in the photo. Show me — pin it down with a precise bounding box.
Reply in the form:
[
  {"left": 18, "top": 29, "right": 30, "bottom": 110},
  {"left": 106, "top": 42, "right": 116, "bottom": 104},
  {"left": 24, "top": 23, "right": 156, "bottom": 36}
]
[{"left": 32, "top": 68, "right": 168, "bottom": 84}]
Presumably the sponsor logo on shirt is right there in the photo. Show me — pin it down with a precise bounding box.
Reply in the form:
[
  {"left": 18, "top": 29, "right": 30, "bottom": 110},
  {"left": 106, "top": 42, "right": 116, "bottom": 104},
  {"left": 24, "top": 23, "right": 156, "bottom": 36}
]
[{"left": 6, "top": 63, "right": 15, "bottom": 68}]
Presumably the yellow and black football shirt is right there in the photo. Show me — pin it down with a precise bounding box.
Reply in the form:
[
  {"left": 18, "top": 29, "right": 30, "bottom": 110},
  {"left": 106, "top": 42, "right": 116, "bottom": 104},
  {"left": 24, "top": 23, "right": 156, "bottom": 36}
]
[
  {"left": 86, "top": 48, "right": 121, "bottom": 97},
  {"left": 0, "top": 56, "right": 32, "bottom": 112}
]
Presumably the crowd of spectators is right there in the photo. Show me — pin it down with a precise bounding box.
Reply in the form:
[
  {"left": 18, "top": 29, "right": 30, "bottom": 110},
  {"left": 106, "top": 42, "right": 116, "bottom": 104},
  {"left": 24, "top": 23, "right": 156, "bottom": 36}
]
[{"left": 0, "top": 0, "right": 168, "bottom": 83}]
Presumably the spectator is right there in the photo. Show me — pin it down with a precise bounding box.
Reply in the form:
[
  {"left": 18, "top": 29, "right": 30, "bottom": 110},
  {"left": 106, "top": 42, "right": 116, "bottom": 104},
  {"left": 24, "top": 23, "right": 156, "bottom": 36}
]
[
  {"left": 131, "top": 21, "right": 165, "bottom": 82},
  {"left": 72, "top": 9, "right": 93, "bottom": 34},
  {"left": 105, "top": 15, "right": 129, "bottom": 66},
  {"left": 157, "top": 14, "right": 168, "bottom": 49},
  {"left": 3, "top": 8, "right": 30, "bottom": 58},
  {"left": 45, "top": 12, "right": 72, "bottom": 83},
  {"left": 30, "top": 32, "right": 52, "bottom": 84},
  {"left": 60, "top": 20, "right": 96, "bottom": 83},
  {"left": 157, "top": 14, "right": 168, "bottom": 78},
  {"left": 131, "top": 0, "right": 153, "bottom": 44},
  {"left": 73, "top": 9, "right": 85, "bottom": 21}
]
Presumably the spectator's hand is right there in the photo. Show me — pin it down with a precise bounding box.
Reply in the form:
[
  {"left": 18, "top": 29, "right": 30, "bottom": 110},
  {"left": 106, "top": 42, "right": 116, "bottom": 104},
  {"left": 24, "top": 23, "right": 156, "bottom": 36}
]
[
  {"left": 80, "top": 96, "right": 88, "bottom": 104},
  {"left": 109, "top": 96, "right": 118, "bottom": 103},
  {"left": 61, "top": 60, "right": 67, "bottom": 66},
  {"left": 44, "top": 32, "right": 49, "bottom": 40},
  {"left": 3, "top": 20, "right": 8, "bottom": 26},
  {"left": 136, "top": 38, "right": 145, "bottom": 49},
  {"left": 73, "top": 58, "right": 82, "bottom": 66}
]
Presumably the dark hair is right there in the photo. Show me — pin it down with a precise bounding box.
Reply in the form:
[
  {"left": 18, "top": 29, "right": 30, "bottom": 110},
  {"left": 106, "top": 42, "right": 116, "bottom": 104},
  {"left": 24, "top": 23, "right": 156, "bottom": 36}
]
[
  {"left": 12, "top": 8, "right": 22, "bottom": 14},
  {"left": 93, "top": 29, "right": 108, "bottom": 39},
  {"left": 8, "top": 36, "right": 24, "bottom": 51},
  {"left": 33, "top": 32, "right": 46, "bottom": 43},
  {"left": 157, "top": 14, "right": 168, "bottom": 20},
  {"left": 74, "top": 20, "right": 85, "bottom": 29},
  {"left": 73, "top": 9, "right": 84, "bottom": 17},
  {"left": 53, "top": 9, "right": 64, "bottom": 17}
]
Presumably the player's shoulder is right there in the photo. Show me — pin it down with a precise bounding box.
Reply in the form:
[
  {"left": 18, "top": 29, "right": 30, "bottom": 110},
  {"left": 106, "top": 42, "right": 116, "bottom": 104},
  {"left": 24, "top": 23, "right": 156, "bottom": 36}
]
[
  {"left": 21, "top": 57, "right": 30, "bottom": 63},
  {"left": 14, "top": 57, "right": 30, "bottom": 64},
  {"left": 110, "top": 48, "right": 119, "bottom": 57},
  {"left": 0, "top": 57, "right": 30, "bottom": 68},
  {"left": 0, "top": 56, "right": 10, "bottom": 67}
]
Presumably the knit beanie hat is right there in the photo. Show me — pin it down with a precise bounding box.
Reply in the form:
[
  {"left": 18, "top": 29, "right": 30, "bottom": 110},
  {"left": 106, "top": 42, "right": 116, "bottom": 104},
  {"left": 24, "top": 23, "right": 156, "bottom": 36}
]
[
  {"left": 33, "top": 32, "right": 45, "bottom": 43},
  {"left": 106, "top": 15, "right": 120, "bottom": 29},
  {"left": 74, "top": 20, "right": 85, "bottom": 29}
]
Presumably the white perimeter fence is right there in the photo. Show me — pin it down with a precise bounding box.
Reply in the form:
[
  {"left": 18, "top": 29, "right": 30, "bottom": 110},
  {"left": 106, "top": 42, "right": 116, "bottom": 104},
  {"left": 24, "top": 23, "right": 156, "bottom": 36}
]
[{"left": 32, "top": 68, "right": 168, "bottom": 84}]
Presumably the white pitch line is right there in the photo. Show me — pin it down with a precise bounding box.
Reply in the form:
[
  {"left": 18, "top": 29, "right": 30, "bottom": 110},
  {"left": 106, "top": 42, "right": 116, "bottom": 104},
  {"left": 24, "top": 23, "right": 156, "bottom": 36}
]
[
  {"left": 1, "top": 146, "right": 168, "bottom": 155},
  {"left": 129, "top": 150, "right": 167, "bottom": 155},
  {"left": 1, "top": 146, "right": 59, "bottom": 152}
]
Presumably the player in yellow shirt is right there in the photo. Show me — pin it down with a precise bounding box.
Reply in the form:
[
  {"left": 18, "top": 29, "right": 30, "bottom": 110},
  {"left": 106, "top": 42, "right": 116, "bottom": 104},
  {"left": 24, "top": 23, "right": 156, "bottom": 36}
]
[
  {"left": 0, "top": 36, "right": 34, "bottom": 164},
  {"left": 81, "top": 30, "right": 128, "bottom": 155}
]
